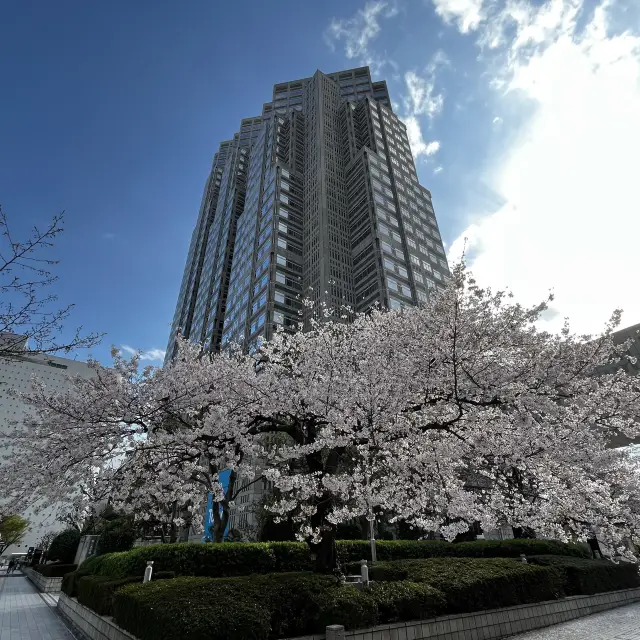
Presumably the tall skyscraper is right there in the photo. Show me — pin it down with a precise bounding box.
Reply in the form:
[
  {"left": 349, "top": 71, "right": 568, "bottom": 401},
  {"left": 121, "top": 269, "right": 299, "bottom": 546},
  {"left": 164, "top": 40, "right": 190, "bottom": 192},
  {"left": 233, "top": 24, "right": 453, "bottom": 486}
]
[
  {"left": 167, "top": 67, "right": 450, "bottom": 537},
  {"left": 167, "top": 66, "right": 449, "bottom": 365}
]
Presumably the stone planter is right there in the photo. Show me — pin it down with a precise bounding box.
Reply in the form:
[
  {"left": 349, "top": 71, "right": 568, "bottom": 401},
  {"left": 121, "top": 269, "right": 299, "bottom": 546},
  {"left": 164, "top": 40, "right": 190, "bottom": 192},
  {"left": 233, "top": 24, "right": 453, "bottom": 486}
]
[
  {"left": 24, "top": 566, "right": 64, "bottom": 593},
  {"left": 58, "top": 594, "right": 138, "bottom": 640},
  {"left": 57, "top": 586, "right": 640, "bottom": 640}
]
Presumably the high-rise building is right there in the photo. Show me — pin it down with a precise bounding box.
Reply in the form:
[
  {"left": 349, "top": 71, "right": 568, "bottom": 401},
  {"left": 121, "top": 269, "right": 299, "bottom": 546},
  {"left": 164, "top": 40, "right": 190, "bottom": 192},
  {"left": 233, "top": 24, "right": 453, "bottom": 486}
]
[
  {"left": 167, "top": 66, "right": 449, "bottom": 364},
  {"left": 166, "top": 66, "right": 450, "bottom": 537},
  {"left": 0, "top": 337, "right": 95, "bottom": 557}
]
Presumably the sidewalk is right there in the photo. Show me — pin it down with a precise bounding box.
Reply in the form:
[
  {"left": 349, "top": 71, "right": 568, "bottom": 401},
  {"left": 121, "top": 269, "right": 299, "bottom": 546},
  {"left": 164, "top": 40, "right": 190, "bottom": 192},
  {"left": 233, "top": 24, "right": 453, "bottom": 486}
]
[
  {"left": 509, "top": 601, "right": 640, "bottom": 639},
  {"left": 0, "top": 572, "right": 75, "bottom": 640}
]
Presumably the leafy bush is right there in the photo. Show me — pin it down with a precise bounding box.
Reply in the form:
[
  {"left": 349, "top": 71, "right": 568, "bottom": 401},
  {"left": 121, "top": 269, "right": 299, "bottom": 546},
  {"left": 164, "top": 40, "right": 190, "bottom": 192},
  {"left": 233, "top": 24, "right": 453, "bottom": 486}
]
[
  {"left": 94, "top": 542, "right": 277, "bottom": 579},
  {"left": 269, "top": 542, "right": 313, "bottom": 572},
  {"left": 338, "top": 538, "right": 590, "bottom": 564},
  {"left": 528, "top": 555, "right": 640, "bottom": 595},
  {"left": 113, "top": 572, "right": 377, "bottom": 640},
  {"left": 48, "top": 529, "right": 81, "bottom": 564},
  {"left": 368, "top": 581, "right": 445, "bottom": 622},
  {"left": 114, "top": 577, "right": 273, "bottom": 640},
  {"left": 61, "top": 571, "right": 77, "bottom": 597},
  {"left": 453, "top": 539, "right": 591, "bottom": 559},
  {"left": 64, "top": 538, "right": 589, "bottom": 582},
  {"left": 379, "top": 558, "right": 564, "bottom": 614},
  {"left": 96, "top": 523, "right": 136, "bottom": 555},
  {"left": 77, "top": 575, "right": 141, "bottom": 616},
  {"left": 34, "top": 563, "right": 77, "bottom": 578},
  {"left": 343, "top": 561, "right": 409, "bottom": 582}
]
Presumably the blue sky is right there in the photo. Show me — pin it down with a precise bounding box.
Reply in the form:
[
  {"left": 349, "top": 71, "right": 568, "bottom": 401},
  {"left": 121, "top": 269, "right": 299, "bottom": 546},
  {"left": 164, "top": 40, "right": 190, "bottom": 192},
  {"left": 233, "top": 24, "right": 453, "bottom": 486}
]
[{"left": 1, "top": 0, "right": 638, "bottom": 365}]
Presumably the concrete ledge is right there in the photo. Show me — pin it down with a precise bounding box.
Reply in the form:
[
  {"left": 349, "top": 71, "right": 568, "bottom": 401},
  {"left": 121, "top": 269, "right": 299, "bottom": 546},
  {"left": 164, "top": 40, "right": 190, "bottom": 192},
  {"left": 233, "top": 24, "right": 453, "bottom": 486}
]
[
  {"left": 58, "top": 593, "right": 137, "bottom": 640},
  {"left": 24, "top": 566, "right": 64, "bottom": 593},
  {"left": 288, "top": 587, "right": 640, "bottom": 640},
  {"left": 56, "top": 585, "right": 640, "bottom": 640}
]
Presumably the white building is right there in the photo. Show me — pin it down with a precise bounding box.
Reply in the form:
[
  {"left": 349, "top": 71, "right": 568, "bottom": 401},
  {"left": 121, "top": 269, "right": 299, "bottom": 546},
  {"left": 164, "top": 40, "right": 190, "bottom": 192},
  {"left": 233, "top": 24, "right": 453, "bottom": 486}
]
[{"left": 0, "top": 335, "right": 95, "bottom": 557}]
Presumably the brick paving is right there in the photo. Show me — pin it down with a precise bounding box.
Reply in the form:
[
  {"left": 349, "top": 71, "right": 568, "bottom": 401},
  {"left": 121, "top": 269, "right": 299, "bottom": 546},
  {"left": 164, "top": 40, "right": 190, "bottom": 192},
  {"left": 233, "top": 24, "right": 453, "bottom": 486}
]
[
  {"left": 509, "top": 601, "right": 640, "bottom": 639},
  {"left": 0, "top": 572, "right": 75, "bottom": 640}
]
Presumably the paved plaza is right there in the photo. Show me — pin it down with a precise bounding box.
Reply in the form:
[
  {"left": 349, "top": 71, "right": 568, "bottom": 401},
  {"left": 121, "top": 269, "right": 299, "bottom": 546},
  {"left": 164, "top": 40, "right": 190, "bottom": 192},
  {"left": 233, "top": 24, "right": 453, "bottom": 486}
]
[
  {"left": 0, "top": 573, "right": 75, "bottom": 640},
  {"left": 510, "top": 601, "right": 640, "bottom": 639}
]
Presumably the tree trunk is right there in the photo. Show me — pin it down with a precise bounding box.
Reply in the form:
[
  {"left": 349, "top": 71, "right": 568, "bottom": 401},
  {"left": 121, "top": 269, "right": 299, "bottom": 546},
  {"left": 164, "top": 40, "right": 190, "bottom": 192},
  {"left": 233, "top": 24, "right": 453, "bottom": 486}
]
[
  {"left": 309, "top": 525, "right": 339, "bottom": 574},
  {"left": 210, "top": 501, "right": 229, "bottom": 543}
]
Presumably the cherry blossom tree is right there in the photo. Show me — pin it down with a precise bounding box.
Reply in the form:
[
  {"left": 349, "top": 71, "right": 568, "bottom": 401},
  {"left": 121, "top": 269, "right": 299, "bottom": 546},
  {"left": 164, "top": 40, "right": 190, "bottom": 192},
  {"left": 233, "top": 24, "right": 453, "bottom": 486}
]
[
  {"left": 0, "top": 206, "right": 103, "bottom": 358},
  {"left": 3, "top": 265, "right": 640, "bottom": 572}
]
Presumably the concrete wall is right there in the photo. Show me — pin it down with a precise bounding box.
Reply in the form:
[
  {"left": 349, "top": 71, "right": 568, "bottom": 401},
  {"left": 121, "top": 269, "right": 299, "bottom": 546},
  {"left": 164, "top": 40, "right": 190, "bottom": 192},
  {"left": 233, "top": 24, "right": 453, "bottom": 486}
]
[
  {"left": 58, "top": 594, "right": 138, "bottom": 640},
  {"left": 288, "top": 587, "right": 640, "bottom": 640},
  {"left": 23, "top": 567, "right": 63, "bottom": 593}
]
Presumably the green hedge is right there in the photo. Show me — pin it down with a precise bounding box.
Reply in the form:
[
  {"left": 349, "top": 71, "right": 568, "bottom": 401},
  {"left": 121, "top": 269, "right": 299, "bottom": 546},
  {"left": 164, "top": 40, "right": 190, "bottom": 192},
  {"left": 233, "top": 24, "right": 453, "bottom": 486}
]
[
  {"left": 48, "top": 529, "right": 81, "bottom": 564},
  {"left": 528, "top": 555, "right": 640, "bottom": 596},
  {"left": 113, "top": 574, "right": 364, "bottom": 640},
  {"left": 113, "top": 573, "right": 420, "bottom": 640},
  {"left": 70, "top": 538, "right": 589, "bottom": 582},
  {"left": 77, "top": 572, "right": 177, "bottom": 616},
  {"left": 367, "top": 558, "right": 564, "bottom": 614},
  {"left": 77, "top": 575, "right": 142, "bottom": 616},
  {"left": 337, "top": 539, "right": 590, "bottom": 563},
  {"left": 34, "top": 563, "right": 77, "bottom": 578},
  {"left": 111, "top": 558, "right": 570, "bottom": 639},
  {"left": 368, "top": 581, "right": 445, "bottom": 622}
]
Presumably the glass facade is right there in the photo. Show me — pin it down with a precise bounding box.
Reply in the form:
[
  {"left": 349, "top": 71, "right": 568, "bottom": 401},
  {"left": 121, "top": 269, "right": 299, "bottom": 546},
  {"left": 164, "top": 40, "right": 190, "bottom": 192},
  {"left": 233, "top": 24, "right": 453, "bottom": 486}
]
[{"left": 167, "top": 65, "right": 449, "bottom": 355}]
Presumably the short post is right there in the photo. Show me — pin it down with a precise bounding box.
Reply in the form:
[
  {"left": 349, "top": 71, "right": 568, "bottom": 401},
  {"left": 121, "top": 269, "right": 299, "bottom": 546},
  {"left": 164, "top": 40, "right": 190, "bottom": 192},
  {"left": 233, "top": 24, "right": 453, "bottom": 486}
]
[
  {"left": 326, "top": 624, "right": 346, "bottom": 640},
  {"left": 143, "top": 561, "right": 154, "bottom": 583},
  {"left": 520, "top": 554, "right": 528, "bottom": 564},
  {"left": 369, "top": 517, "right": 377, "bottom": 564},
  {"left": 360, "top": 559, "right": 369, "bottom": 587}
]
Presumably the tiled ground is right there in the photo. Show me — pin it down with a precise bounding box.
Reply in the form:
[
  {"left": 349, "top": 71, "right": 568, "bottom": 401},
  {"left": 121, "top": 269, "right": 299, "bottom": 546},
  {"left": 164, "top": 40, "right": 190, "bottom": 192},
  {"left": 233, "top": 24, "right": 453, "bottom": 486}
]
[
  {"left": 0, "top": 573, "right": 75, "bottom": 640},
  {"left": 509, "top": 601, "right": 640, "bottom": 639}
]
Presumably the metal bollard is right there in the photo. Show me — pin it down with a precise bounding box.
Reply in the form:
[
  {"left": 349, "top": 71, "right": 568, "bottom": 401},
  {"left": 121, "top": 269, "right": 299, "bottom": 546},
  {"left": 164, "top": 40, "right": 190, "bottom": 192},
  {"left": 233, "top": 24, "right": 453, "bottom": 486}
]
[
  {"left": 143, "top": 561, "right": 154, "bottom": 583},
  {"left": 360, "top": 559, "right": 369, "bottom": 587},
  {"left": 326, "top": 624, "right": 346, "bottom": 640}
]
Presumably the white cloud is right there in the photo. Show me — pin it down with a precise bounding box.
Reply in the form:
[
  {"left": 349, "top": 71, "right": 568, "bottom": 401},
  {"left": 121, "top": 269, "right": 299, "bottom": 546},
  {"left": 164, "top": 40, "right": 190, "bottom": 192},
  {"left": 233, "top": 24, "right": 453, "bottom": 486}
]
[
  {"left": 403, "top": 116, "right": 441, "bottom": 159},
  {"left": 425, "top": 140, "right": 441, "bottom": 155},
  {"left": 430, "top": 0, "right": 486, "bottom": 33},
  {"left": 404, "top": 70, "right": 445, "bottom": 117},
  {"left": 448, "top": 0, "right": 640, "bottom": 334},
  {"left": 434, "top": 165, "right": 444, "bottom": 174},
  {"left": 400, "top": 56, "right": 447, "bottom": 160},
  {"left": 324, "top": 0, "right": 399, "bottom": 72},
  {"left": 120, "top": 345, "right": 166, "bottom": 362},
  {"left": 492, "top": 116, "right": 502, "bottom": 124}
]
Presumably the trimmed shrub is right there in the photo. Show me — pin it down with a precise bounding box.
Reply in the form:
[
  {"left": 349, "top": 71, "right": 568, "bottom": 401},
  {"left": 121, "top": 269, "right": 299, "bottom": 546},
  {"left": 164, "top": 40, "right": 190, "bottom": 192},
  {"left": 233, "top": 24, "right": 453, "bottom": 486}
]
[
  {"left": 269, "top": 542, "right": 313, "bottom": 572},
  {"left": 337, "top": 539, "right": 453, "bottom": 563},
  {"left": 77, "top": 575, "right": 141, "bottom": 616},
  {"left": 343, "top": 561, "right": 409, "bottom": 582},
  {"left": 337, "top": 538, "right": 590, "bottom": 564},
  {"left": 35, "top": 563, "right": 77, "bottom": 578},
  {"left": 368, "top": 581, "right": 445, "bottom": 622},
  {"left": 96, "top": 524, "right": 136, "bottom": 556},
  {"left": 61, "top": 571, "right": 77, "bottom": 597},
  {"left": 113, "top": 573, "right": 376, "bottom": 640},
  {"left": 454, "top": 539, "right": 591, "bottom": 559},
  {"left": 48, "top": 529, "right": 81, "bottom": 564},
  {"left": 310, "top": 584, "right": 378, "bottom": 631},
  {"left": 66, "top": 538, "right": 589, "bottom": 582},
  {"left": 528, "top": 555, "right": 640, "bottom": 595},
  {"left": 376, "top": 558, "right": 564, "bottom": 614},
  {"left": 114, "top": 577, "right": 273, "bottom": 640},
  {"left": 94, "top": 542, "right": 277, "bottom": 579}
]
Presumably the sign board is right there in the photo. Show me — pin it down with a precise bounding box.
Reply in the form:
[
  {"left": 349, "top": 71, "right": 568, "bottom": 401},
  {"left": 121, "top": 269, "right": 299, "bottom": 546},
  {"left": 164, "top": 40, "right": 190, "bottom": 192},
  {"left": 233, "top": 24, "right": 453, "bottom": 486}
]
[{"left": 203, "top": 469, "right": 231, "bottom": 541}]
